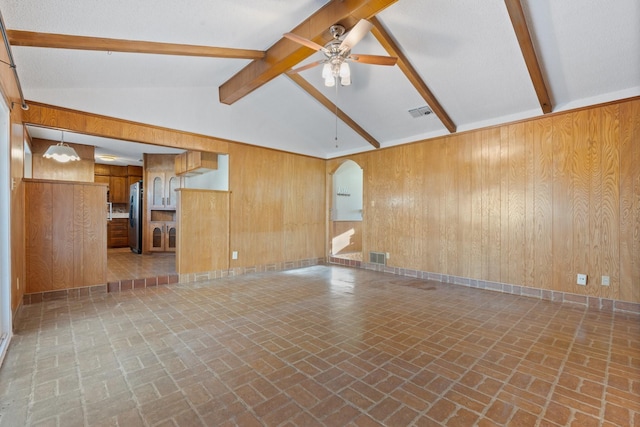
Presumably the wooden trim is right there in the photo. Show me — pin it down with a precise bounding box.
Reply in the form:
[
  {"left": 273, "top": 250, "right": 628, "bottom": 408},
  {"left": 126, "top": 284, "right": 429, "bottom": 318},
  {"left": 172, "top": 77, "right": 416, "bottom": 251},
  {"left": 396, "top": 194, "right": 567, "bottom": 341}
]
[
  {"left": 369, "top": 17, "right": 456, "bottom": 133},
  {"left": 504, "top": 0, "right": 552, "bottom": 114},
  {"left": 7, "top": 30, "right": 265, "bottom": 60},
  {"left": 23, "top": 177, "right": 107, "bottom": 187},
  {"left": 286, "top": 74, "right": 380, "bottom": 149},
  {"left": 218, "top": 0, "right": 399, "bottom": 105},
  {"left": 23, "top": 101, "right": 325, "bottom": 160}
]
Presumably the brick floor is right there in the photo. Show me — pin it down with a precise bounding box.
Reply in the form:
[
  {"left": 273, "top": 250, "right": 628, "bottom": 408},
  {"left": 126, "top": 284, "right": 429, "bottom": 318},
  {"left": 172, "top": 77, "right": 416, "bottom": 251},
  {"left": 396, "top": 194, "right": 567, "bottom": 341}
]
[{"left": 1, "top": 265, "right": 638, "bottom": 426}]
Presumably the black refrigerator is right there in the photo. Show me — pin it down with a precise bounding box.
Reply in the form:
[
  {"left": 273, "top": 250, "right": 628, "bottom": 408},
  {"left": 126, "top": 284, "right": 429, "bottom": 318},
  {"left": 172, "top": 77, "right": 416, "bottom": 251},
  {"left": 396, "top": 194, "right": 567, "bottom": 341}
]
[{"left": 129, "top": 181, "right": 143, "bottom": 253}]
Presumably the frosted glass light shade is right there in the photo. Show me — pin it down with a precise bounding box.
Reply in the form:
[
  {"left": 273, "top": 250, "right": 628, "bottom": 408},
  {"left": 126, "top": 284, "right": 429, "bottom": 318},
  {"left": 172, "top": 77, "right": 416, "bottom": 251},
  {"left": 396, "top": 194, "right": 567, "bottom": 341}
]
[{"left": 43, "top": 143, "right": 80, "bottom": 163}]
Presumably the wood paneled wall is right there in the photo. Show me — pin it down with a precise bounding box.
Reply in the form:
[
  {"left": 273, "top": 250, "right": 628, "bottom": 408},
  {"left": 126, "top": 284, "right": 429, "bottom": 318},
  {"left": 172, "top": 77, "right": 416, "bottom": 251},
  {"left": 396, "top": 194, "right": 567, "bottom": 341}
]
[
  {"left": 24, "top": 179, "right": 107, "bottom": 293},
  {"left": 9, "top": 112, "right": 25, "bottom": 312},
  {"left": 331, "top": 221, "right": 362, "bottom": 254},
  {"left": 328, "top": 98, "right": 640, "bottom": 303},
  {"left": 31, "top": 138, "right": 95, "bottom": 182},
  {"left": 228, "top": 144, "right": 326, "bottom": 267},
  {"left": 176, "top": 189, "right": 229, "bottom": 273}
]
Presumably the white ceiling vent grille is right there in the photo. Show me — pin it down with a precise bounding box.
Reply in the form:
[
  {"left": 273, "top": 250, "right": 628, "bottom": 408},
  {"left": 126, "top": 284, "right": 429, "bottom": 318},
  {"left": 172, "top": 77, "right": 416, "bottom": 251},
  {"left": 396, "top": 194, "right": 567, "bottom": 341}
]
[{"left": 408, "top": 106, "right": 433, "bottom": 118}]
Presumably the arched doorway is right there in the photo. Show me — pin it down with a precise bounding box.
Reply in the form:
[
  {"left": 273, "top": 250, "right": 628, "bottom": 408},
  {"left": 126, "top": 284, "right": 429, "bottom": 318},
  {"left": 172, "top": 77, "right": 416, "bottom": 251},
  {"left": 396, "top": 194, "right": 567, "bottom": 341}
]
[{"left": 330, "top": 160, "right": 363, "bottom": 262}]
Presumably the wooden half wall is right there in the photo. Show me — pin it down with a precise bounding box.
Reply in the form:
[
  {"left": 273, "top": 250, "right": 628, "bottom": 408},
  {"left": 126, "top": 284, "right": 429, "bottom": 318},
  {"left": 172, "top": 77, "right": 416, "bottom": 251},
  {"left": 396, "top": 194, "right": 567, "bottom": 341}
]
[{"left": 328, "top": 98, "right": 640, "bottom": 303}]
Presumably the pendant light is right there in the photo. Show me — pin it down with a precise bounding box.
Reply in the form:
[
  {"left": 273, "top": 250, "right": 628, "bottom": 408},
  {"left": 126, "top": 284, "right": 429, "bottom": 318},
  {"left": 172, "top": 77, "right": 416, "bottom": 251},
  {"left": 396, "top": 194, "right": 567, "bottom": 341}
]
[{"left": 43, "top": 131, "right": 80, "bottom": 163}]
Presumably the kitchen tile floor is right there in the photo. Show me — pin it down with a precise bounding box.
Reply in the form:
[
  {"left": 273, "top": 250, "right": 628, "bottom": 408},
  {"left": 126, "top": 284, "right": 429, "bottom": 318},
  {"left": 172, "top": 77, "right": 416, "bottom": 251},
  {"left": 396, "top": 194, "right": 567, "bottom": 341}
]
[
  {"left": 107, "top": 248, "right": 176, "bottom": 282},
  {"left": 1, "top": 266, "right": 638, "bottom": 426}
]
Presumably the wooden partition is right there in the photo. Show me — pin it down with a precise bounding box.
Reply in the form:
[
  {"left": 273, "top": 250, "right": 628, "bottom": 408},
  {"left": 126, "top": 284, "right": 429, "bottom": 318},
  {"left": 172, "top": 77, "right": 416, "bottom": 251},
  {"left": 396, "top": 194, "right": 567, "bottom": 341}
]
[
  {"left": 176, "top": 189, "right": 229, "bottom": 274},
  {"left": 328, "top": 98, "right": 640, "bottom": 303},
  {"left": 228, "top": 144, "right": 326, "bottom": 268},
  {"left": 24, "top": 179, "right": 107, "bottom": 293}
]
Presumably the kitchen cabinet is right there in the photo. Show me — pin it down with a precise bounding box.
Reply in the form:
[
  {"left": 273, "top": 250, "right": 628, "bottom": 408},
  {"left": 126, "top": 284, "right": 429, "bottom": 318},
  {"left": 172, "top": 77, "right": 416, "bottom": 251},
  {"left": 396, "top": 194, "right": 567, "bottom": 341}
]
[
  {"left": 109, "top": 176, "right": 127, "bottom": 203},
  {"left": 108, "top": 218, "right": 129, "bottom": 248},
  {"left": 148, "top": 172, "right": 179, "bottom": 209},
  {"left": 144, "top": 154, "right": 180, "bottom": 253},
  {"left": 94, "top": 165, "right": 129, "bottom": 203},
  {"left": 175, "top": 151, "right": 218, "bottom": 176},
  {"left": 148, "top": 221, "right": 176, "bottom": 252}
]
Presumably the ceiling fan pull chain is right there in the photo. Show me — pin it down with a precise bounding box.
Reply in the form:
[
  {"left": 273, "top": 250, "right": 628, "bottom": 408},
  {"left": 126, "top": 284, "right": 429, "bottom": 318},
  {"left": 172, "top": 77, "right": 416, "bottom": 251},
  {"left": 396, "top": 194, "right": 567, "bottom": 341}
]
[{"left": 334, "top": 82, "right": 339, "bottom": 148}]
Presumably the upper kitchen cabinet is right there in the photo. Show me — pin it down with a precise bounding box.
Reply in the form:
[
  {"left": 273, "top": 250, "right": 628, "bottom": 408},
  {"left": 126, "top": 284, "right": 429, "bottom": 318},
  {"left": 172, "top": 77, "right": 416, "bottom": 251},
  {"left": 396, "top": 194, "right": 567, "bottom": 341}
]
[
  {"left": 145, "top": 154, "right": 180, "bottom": 210},
  {"left": 175, "top": 151, "right": 218, "bottom": 176},
  {"left": 94, "top": 164, "right": 131, "bottom": 203},
  {"left": 148, "top": 171, "right": 179, "bottom": 209}
]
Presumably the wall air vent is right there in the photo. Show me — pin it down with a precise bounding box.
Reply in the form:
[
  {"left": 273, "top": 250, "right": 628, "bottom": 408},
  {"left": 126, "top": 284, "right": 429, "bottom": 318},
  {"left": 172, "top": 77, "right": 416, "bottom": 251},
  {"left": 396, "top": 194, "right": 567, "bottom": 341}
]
[
  {"left": 369, "top": 252, "right": 386, "bottom": 265},
  {"left": 408, "top": 106, "right": 433, "bottom": 118}
]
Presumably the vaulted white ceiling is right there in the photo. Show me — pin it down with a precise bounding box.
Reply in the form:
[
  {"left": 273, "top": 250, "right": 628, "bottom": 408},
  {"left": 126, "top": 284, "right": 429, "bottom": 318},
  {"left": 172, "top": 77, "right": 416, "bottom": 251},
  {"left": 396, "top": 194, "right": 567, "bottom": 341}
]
[{"left": 1, "top": 0, "right": 638, "bottom": 160}]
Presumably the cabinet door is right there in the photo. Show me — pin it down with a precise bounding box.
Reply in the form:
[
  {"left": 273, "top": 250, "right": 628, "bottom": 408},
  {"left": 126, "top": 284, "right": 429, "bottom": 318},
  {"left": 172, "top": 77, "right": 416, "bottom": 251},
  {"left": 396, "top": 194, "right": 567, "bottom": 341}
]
[
  {"left": 149, "top": 173, "right": 165, "bottom": 209},
  {"left": 110, "top": 176, "right": 127, "bottom": 203},
  {"left": 166, "top": 223, "right": 177, "bottom": 252},
  {"left": 149, "top": 221, "right": 165, "bottom": 251},
  {"left": 165, "top": 175, "right": 179, "bottom": 208}
]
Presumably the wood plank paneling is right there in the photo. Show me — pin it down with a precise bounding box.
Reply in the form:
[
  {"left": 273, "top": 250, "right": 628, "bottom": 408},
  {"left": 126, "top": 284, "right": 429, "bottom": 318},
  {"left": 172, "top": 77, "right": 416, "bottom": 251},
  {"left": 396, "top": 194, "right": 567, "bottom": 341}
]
[
  {"left": 486, "top": 129, "right": 502, "bottom": 283},
  {"left": 25, "top": 182, "right": 52, "bottom": 293},
  {"left": 83, "top": 183, "right": 107, "bottom": 285},
  {"left": 619, "top": 101, "right": 640, "bottom": 302},
  {"left": 228, "top": 144, "right": 325, "bottom": 268},
  {"left": 52, "top": 183, "right": 74, "bottom": 290},
  {"left": 588, "top": 108, "right": 602, "bottom": 295},
  {"left": 552, "top": 113, "right": 574, "bottom": 290},
  {"left": 533, "top": 118, "right": 553, "bottom": 289},
  {"left": 176, "top": 189, "right": 229, "bottom": 274},
  {"left": 600, "top": 105, "right": 620, "bottom": 298},
  {"left": 508, "top": 123, "right": 526, "bottom": 286},
  {"left": 572, "top": 110, "right": 591, "bottom": 294},
  {"left": 336, "top": 98, "right": 639, "bottom": 303},
  {"left": 470, "top": 131, "right": 484, "bottom": 279}
]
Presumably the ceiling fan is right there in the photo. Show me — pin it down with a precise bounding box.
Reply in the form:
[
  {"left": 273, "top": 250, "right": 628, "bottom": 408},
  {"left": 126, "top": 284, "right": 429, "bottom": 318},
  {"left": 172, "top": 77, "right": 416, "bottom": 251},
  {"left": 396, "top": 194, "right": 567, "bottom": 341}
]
[{"left": 284, "top": 19, "right": 398, "bottom": 87}]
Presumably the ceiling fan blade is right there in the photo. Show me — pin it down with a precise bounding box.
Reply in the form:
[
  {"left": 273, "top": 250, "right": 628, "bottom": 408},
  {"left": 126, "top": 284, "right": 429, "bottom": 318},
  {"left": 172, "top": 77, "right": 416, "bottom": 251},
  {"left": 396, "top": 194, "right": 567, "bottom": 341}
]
[
  {"left": 287, "top": 60, "right": 325, "bottom": 74},
  {"left": 283, "top": 33, "right": 326, "bottom": 52},
  {"left": 339, "top": 19, "right": 374, "bottom": 52},
  {"left": 348, "top": 54, "right": 398, "bottom": 66}
]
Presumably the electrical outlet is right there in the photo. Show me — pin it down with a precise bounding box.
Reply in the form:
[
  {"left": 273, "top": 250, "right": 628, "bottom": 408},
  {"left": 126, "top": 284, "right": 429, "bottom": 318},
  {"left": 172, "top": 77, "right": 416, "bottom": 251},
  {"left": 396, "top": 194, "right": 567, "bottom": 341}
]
[
  {"left": 232, "top": 251, "right": 238, "bottom": 260},
  {"left": 601, "top": 275, "right": 610, "bottom": 286},
  {"left": 577, "top": 274, "right": 587, "bottom": 286},
  {"left": 386, "top": 252, "right": 390, "bottom": 260}
]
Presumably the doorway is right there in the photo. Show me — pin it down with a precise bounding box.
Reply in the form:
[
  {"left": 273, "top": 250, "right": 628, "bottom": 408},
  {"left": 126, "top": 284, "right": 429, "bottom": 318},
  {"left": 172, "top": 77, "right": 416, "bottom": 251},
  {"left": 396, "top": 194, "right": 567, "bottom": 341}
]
[
  {"left": 330, "top": 160, "right": 363, "bottom": 262},
  {"left": 0, "top": 97, "right": 12, "bottom": 366}
]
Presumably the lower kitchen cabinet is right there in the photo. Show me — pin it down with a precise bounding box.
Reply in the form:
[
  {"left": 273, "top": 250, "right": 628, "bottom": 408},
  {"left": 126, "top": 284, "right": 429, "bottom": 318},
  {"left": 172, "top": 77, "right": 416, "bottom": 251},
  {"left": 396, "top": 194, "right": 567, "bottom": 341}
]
[
  {"left": 108, "top": 218, "right": 129, "bottom": 248},
  {"left": 148, "top": 221, "right": 176, "bottom": 252}
]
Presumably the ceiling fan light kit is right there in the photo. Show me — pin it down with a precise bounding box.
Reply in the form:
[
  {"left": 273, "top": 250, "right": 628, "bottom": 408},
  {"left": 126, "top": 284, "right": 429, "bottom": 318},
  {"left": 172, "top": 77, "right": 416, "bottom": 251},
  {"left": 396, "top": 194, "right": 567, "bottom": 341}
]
[{"left": 284, "top": 19, "right": 397, "bottom": 87}]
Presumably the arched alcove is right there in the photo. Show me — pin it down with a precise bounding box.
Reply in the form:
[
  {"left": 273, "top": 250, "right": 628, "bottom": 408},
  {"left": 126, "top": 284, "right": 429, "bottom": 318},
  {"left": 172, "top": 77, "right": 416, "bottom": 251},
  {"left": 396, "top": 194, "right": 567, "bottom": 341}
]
[{"left": 330, "top": 160, "right": 363, "bottom": 261}]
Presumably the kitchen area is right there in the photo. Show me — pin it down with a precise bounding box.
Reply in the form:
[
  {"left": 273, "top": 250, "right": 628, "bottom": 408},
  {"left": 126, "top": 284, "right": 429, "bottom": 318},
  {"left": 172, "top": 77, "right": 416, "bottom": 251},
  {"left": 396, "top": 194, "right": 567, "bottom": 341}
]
[{"left": 22, "top": 126, "right": 230, "bottom": 297}]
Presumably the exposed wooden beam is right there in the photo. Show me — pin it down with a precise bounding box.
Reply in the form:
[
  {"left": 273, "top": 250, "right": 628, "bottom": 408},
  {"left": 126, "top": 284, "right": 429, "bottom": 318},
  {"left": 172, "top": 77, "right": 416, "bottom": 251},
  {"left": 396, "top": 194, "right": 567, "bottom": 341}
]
[
  {"left": 219, "top": 0, "right": 399, "bottom": 105},
  {"left": 7, "top": 30, "right": 265, "bottom": 60},
  {"left": 287, "top": 73, "right": 380, "bottom": 149},
  {"left": 369, "top": 17, "right": 456, "bottom": 134},
  {"left": 503, "top": 0, "right": 552, "bottom": 113}
]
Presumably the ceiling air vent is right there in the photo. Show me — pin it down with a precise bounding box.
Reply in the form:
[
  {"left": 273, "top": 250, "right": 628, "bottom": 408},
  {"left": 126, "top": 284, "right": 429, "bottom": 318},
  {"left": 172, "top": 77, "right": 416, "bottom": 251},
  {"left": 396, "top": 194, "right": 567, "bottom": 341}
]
[{"left": 408, "top": 106, "right": 433, "bottom": 118}]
